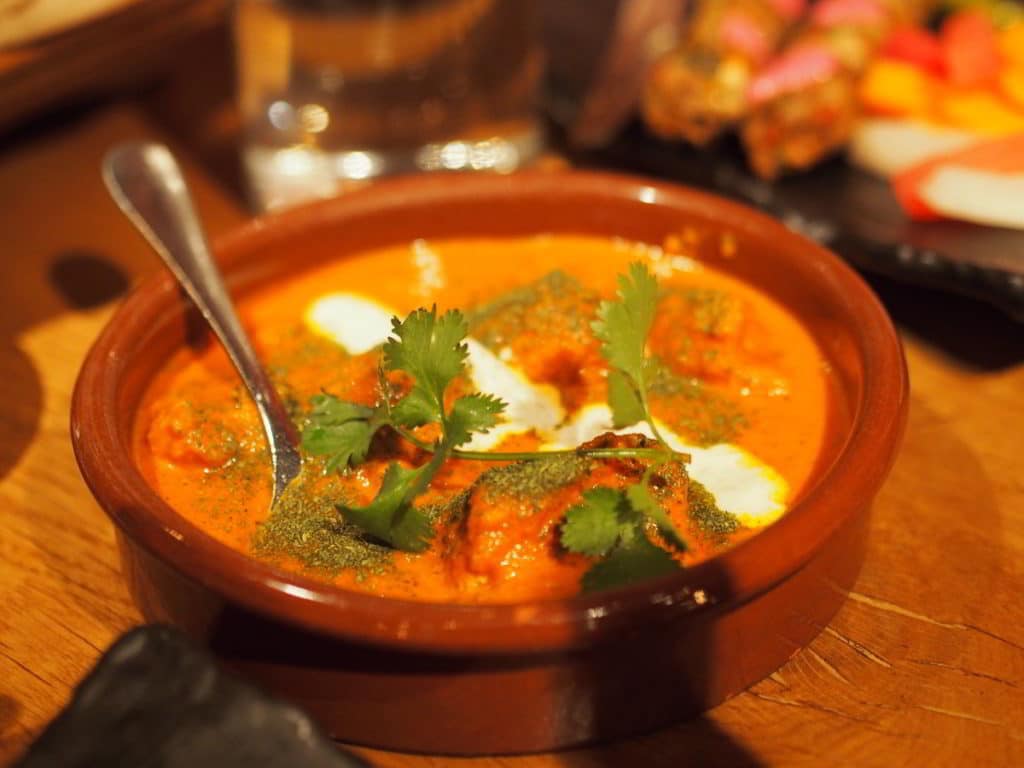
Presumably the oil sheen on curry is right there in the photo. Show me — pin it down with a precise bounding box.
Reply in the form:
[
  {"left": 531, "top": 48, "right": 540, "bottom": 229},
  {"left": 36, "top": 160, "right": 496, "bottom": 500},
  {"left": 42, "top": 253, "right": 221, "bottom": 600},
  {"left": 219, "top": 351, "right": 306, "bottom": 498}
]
[{"left": 135, "top": 235, "right": 833, "bottom": 603}]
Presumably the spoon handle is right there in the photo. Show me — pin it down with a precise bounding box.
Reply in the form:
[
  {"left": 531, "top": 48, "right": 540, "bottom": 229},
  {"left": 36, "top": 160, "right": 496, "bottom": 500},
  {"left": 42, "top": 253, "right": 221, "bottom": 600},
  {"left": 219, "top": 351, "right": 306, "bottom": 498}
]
[{"left": 102, "top": 143, "right": 301, "bottom": 502}]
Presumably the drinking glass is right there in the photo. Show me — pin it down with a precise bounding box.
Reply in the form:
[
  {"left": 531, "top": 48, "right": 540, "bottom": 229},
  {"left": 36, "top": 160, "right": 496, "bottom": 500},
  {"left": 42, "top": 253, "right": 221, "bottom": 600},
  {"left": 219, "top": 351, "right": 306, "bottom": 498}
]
[{"left": 234, "top": 0, "right": 545, "bottom": 210}]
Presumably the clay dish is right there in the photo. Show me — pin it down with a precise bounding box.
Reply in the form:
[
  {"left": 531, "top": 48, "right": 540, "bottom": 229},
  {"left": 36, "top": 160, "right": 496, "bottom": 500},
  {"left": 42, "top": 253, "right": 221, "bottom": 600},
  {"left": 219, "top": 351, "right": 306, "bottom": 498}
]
[{"left": 72, "top": 170, "right": 907, "bottom": 755}]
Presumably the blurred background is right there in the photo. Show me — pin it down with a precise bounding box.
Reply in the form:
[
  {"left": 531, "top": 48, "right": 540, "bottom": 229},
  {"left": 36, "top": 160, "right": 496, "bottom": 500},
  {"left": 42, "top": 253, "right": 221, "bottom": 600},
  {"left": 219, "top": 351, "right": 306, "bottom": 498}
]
[
  {"left": 6, "top": 0, "right": 1024, "bottom": 316},
  {"left": 6, "top": 0, "right": 1024, "bottom": 237},
  {"left": 1, "top": 0, "right": 686, "bottom": 209}
]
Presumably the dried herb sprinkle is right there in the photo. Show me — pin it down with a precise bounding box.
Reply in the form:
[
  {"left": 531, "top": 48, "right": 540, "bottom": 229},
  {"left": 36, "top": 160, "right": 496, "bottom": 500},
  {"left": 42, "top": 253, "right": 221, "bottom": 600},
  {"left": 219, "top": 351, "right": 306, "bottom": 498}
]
[{"left": 254, "top": 473, "right": 392, "bottom": 576}]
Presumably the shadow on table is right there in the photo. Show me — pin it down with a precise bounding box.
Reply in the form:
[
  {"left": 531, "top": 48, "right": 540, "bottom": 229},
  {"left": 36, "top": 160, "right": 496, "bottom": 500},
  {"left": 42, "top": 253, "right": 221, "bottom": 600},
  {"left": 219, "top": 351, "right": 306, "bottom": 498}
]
[
  {"left": 0, "top": 96, "right": 144, "bottom": 483},
  {"left": 0, "top": 343, "right": 42, "bottom": 479},
  {"left": 549, "top": 586, "right": 765, "bottom": 768},
  {"left": 559, "top": 715, "right": 762, "bottom": 768},
  {"left": 0, "top": 695, "right": 24, "bottom": 751},
  {"left": 0, "top": 247, "right": 128, "bottom": 480}
]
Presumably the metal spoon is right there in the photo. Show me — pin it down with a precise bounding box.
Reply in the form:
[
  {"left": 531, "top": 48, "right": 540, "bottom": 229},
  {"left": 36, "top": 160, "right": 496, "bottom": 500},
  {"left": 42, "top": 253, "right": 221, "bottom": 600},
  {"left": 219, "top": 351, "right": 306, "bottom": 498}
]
[{"left": 103, "top": 143, "right": 302, "bottom": 505}]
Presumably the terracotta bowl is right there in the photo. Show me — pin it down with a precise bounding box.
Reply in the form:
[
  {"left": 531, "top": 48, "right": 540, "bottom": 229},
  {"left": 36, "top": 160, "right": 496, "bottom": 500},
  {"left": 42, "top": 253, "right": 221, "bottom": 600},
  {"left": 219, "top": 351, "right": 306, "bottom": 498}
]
[{"left": 71, "top": 170, "right": 907, "bottom": 755}]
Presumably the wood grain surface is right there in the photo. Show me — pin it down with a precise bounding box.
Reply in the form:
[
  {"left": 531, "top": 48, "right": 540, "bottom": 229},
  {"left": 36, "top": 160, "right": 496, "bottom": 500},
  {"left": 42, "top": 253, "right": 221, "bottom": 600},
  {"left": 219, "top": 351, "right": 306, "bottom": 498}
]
[{"left": 1, "top": 105, "right": 1022, "bottom": 767}]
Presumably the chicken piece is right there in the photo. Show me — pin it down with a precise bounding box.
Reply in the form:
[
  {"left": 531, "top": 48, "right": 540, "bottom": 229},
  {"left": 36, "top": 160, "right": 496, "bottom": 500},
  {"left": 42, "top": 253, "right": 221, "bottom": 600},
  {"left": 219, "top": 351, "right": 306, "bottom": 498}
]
[
  {"left": 467, "top": 271, "right": 604, "bottom": 411},
  {"left": 646, "top": 287, "right": 792, "bottom": 445},
  {"left": 443, "top": 434, "right": 695, "bottom": 597},
  {"left": 645, "top": 48, "right": 758, "bottom": 145},
  {"left": 649, "top": 286, "right": 752, "bottom": 383},
  {"left": 147, "top": 379, "right": 263, "bottom": 469}
]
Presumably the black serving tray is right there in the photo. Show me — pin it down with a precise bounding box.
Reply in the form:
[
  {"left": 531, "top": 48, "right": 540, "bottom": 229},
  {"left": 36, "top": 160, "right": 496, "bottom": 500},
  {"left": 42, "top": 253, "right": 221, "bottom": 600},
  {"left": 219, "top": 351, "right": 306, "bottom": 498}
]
[{"left": 580, "top": 122, "right": 1024, "bottom": 322}]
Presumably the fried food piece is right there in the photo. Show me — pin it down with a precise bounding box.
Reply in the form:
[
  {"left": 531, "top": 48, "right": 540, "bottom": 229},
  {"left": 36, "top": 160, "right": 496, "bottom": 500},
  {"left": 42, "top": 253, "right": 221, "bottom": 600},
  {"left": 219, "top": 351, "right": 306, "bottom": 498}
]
[
  {"left": 743, "top": 50, "right": 860, "bottom": 178},
  {"left": 742, "top": 0, "right": 934, "bottom": 178},
  {"left": 467, "top": 270, "right": 604, "bottom": 411},
  {"left": 644, "top": 0, "right": 806, "bottom": 144}
]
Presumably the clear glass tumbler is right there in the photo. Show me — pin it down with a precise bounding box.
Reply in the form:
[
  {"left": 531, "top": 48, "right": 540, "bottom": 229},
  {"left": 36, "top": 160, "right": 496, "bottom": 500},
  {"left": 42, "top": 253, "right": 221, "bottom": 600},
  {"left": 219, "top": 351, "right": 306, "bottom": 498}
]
[{"left": 234, "top": 0, "right": 546, "bottom": 210}]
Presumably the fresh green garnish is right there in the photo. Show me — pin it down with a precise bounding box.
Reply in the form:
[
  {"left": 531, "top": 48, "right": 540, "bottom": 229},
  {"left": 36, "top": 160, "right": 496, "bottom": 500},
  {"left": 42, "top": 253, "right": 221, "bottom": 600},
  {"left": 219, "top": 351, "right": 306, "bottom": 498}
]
[
  {"left": 383, "top": 309, "right": 500, "bottom": 433},
  {"left": 560, "top": 487, "right": 624, "bottom": 556},
  {"left": 560, "top": 483, "right": 685, "bottom": 593},
  {"left": 338, "top": 462, "right": 435, "bottom": 552},
  {"left": 308, "top": 308, "right": 506, "bottom": 551},
  {"left": 301, "top": 263, "right": 695, "bottom": 580},
  {"left": 593, "top": 262, "right": 671, "bottom": 444},
  {"left": 581, "top": 535, "right": 680, "bottom": 593},
  {"left": 626, "top": 466, "right": 688, "bottom": 551},
  {"left": 302, "top": 395, "right": 382, "bottom": 472}
]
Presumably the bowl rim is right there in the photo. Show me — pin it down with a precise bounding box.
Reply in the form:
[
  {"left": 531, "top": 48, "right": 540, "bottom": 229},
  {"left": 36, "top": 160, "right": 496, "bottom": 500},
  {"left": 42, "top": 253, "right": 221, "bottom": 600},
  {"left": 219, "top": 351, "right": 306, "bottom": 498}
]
[{"left": 71, "top": 169, "right": 908, "bottom": 654}]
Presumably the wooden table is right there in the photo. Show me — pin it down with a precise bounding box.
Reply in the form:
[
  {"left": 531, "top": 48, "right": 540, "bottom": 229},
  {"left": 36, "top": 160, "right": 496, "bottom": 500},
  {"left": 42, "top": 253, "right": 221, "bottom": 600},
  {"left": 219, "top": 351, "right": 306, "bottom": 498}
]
[{"left": 1, "top": 104, "right": 1022, "bottom": 768}]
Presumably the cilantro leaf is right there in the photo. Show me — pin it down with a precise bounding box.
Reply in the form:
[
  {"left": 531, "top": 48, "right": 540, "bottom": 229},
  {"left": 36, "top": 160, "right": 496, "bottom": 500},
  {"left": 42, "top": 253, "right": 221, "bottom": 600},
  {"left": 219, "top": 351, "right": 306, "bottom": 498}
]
[
  {"left": 606, "top": 369, "right": 645, "bottom": 429},
  {"left": 388, "top": 501, "right": 436, "bottom": 552},
  {"left": 580, "top": 533, "right": 681, "bottom": 593},
  {"left": 593, "top": 262, "right": 658, "bottom": 377},
  {"left": 561, "top": 487, "right": 627, "bottom": 557},
  {"left": 337, "top": 463, "right": 433, "bottom": 551},
  {"left": 625, "top": 480, "right": 687, "bottom": 552},
  {"left": 326, "top": 307, "right": 506, "bottom": 552},
  {"left": 561, "top": 477, "right": 688, "bottom": 592},
  {"left": 302, "top": 394, "right": 381, "bottom": 471},
  {"left": 447, "top": 393, "right": 506, "bottom": 447},
  {"left": 308, "top": 393, "right": 374, "bottom": 424},
  {"left": 305, "top": 421, "right": 373, "bottom": 472},
  {"left": 389, "top": 387, "right": 437, "bottom": 429},
  {"left": 384, "top": 308, "right": 468, "bottom": 422},
  {"left": 381, "top": 307, "right": 505, "bottom": 449},
  {"left": 592, "top": 262, "right": 664, "bottom": 436}
]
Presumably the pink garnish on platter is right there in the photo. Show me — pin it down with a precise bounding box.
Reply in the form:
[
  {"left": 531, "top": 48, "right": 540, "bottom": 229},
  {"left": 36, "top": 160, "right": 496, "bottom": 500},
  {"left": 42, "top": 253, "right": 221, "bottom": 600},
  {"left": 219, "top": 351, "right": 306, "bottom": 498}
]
[
  {"left": 747, "top": 44, "right": 841, "bottom": 104},
  {"left": 767, "top": 0, "right": 808, "bottom": 21},
  {"left": 812, "top": 0, "right": 886, "bottom": 28},
  {"left": 721, "top": 10, "right": 772, "bottom": 62}
]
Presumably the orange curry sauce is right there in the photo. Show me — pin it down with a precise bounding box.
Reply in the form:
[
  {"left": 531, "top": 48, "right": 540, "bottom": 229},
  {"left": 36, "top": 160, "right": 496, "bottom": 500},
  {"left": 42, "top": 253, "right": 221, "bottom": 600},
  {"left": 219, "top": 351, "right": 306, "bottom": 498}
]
[{"left": 134, "top": 235, "right": 833, "bottom": 603}]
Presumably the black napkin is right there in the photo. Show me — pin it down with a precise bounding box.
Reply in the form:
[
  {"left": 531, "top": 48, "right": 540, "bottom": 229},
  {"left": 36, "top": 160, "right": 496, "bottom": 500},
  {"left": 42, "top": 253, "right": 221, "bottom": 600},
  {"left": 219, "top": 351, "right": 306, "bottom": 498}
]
[
  {"left": 15, "top": 625, "right": 369, "bottom": 768},
  {"left": 581, "top": 122, "right": 1024, "bottom": 322}
]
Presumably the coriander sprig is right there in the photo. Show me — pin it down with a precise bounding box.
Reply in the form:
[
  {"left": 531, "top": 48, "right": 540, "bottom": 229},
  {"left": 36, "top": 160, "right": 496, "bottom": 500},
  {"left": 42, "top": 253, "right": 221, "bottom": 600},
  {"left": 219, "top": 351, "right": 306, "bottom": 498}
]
[
  {"left": 302, "top": 262, "right": 692, "bottom": 563},
  {"left": 560, "top": 484, "right": 684, "bottom": 593},
  {"left": 302, "top": 396, "right": 386, "bottom": 473},
  {"left": 593, "top": 261, "right": 671, "bottom": 446},
  {"left": 305, "top": 307, "right": 504, "bottom": 551}
]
